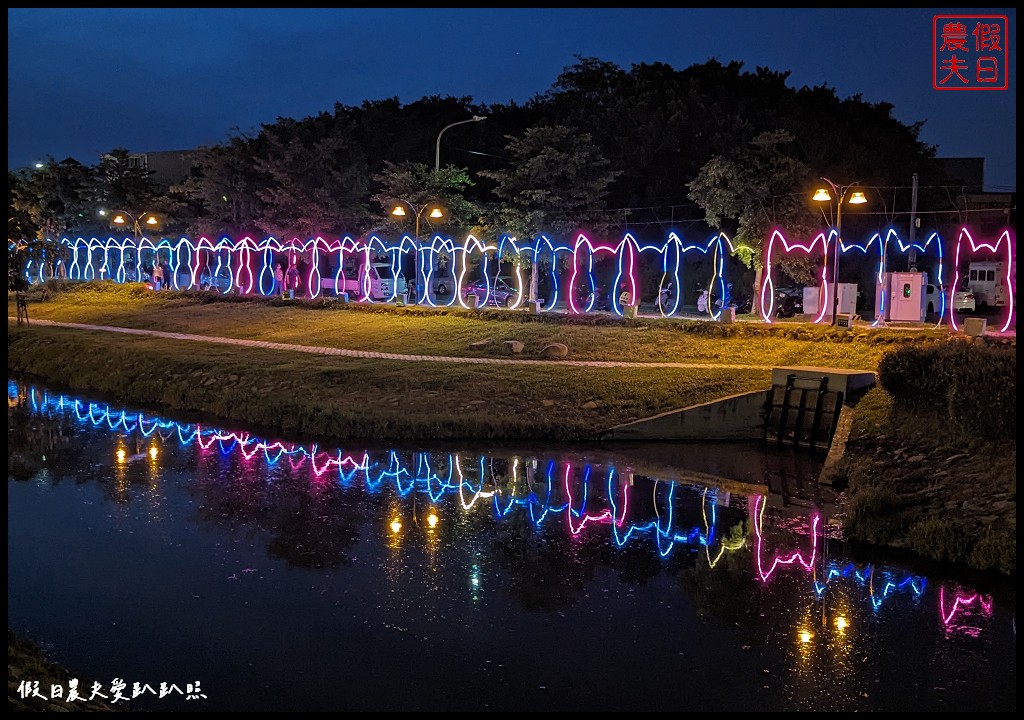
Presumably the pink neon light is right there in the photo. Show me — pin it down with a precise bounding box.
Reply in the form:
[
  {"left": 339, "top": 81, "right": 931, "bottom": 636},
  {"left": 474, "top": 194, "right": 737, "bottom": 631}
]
[
  {"left": 564, "top": 463, "right": 611, "bottom": 534},
  {"left": 939, "top": 585, "right": 995, "bottom": 626},
  {"left": 562, "top": 463, "right": 627, "bottom": 535},
  {"left": 568, "top": 234, "right": 623, "bottom": 314},
  {"left": 236, "top": 238, "right": 256, "bottom": 295},
  {"left": 948, "top": 228, "right": 1015, "bottom": 332},
  {"left": 618, "top": 238, "right": 638, "bottom": 316},
  {"left": 760, "top": 230, "right": 830, "bottom": 323},
  {"left": 752, "top": 495, "right": 819, "bottom": 581}
]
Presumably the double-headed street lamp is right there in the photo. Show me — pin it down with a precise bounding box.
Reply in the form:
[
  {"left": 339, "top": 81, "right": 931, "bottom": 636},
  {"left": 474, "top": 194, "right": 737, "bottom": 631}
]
[
  {"left": 812, "top": 178, "right": 867, "bottom": 324},
  {"left": 392, "top": 200, "right": 445, "bottom": 303},
  {"left": 99, "top": 209, "right": 160, "bottom": 282},
  {"left": 435, "top": 115, "right": 486, "bottom": 172}
]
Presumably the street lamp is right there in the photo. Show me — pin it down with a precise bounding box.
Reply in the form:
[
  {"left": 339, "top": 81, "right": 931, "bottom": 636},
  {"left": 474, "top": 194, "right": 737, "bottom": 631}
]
[
  {"left": 392, "top": 200, "right": 444, "bottom": 303},
  {"left": 812, "top": 178, "right": 867, "bottom": 324},
  {"left": 99, "top": 209, "right": 160, "bottom": 282},
  {"left": 435, "top": 115, "right": 486, "bottom": 172}
]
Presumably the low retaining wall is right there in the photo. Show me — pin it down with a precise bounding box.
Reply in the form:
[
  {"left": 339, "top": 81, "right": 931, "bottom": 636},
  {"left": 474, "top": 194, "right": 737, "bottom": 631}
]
[{"left": 600, "top": 390, "right": 770, "bottom": 441}]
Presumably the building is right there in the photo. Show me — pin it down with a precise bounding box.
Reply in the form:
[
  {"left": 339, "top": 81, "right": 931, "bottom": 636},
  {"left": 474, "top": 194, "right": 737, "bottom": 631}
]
[{"left": 122, "top": 149, "right": 200, "bottom": 187}]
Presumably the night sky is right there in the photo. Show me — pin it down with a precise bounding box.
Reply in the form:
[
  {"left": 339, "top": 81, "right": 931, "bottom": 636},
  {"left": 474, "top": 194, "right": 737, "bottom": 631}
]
[{"left": 7, "top": 8, "right": 1016, "bottom": 190}]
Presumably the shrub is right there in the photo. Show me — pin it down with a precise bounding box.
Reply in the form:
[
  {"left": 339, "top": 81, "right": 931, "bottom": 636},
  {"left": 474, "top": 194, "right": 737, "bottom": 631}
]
[
  {"left": 843, "top": 485, "right": 903, "bottom": 543},
  {"left": 906, "top": 518, "right": 967, "bottom": 564},
  {"left": 877, "top": 340, "right": 1015, "bottom": 440},
  {"left": 968, "top": 529, "right": 1016, "bottom": 575}
]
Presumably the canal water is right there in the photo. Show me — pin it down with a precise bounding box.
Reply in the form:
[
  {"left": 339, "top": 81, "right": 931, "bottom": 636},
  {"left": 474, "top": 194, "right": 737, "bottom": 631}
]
[{"left": 7, "top": 378, "right": 1016, "bottom": 712}]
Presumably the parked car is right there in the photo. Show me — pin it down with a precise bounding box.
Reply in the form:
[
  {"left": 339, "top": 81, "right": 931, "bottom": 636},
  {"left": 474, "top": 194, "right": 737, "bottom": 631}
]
[
  {"left": 338, "top": 258, "right": 407, "bottom": 301},
  {"left": 462, "top": 277, "right": 517, "bottom": 307},
  {"left": 775, "top": 286, "right": 804, "bottom": 318},
  {"left": 924, "top": 283, "right": 944, "bottom": 314},
  {"left": 953, "top": 285, "right": 976, "bottom": 312},
  {"left": 432, "top": 274, "right": 453, "bottom": 296}
]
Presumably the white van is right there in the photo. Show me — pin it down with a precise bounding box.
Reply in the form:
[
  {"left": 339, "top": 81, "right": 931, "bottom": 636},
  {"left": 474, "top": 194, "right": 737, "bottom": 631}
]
[
  {"left": 965, "top": 262, "right": 1009, "bottom": 307},
  {"left": 338, "top": 258, "right": 407, "bottom": 301}
]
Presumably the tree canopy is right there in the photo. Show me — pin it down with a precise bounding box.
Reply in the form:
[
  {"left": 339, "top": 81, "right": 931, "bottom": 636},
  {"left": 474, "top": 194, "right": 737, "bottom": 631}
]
[{"left": 10, "top": 55, "right": 946, "bottom": 272}]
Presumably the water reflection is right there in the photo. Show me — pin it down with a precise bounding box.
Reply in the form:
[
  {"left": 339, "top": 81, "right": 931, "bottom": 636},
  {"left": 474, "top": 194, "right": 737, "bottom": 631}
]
[{"left": 7, "top": 379, "right": 1015, "bottom": 712}]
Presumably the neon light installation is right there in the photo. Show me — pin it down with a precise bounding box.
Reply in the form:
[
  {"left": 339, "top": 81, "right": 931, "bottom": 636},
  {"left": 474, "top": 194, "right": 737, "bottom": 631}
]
[
  {"left": 760, "top": 229, "right": 830, "bottom": 323},
  {"left": 948, "top": 227, "right": 1015, "bottom": 332}
]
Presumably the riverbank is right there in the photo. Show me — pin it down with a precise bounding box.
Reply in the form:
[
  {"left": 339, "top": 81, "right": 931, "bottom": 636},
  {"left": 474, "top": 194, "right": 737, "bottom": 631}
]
[
  {"left": 828, "top": 387, "right": 1015, "bottom": 576},
  {"left": 8, "top": 630, "right": 125, "bottom": 712},
  {"left": 6, "top": 282, "right": 1015, "bottom": 576},
  {"left": 7, "top": 281, "right": 938, "bottom": 443}
]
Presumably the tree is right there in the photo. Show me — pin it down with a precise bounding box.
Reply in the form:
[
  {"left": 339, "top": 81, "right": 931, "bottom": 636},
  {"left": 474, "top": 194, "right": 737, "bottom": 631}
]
[
  {"left": 480, "top": 124, "right": 621, "bottom": 301},
  {"left": 187, "top": 133, "right": 270, "bottom": 238},
  {"left": 253, "top": 113, "right": 371, "bottom": 239},
  {"left": 688, "top": 130, "right": 819, "bottom": 317},
  {"left": 370, "top": 161, "right": 482, "bottom": 235},
  {"left": 94, "top": 148, "right": 160, "bottom": 213},
  {"left": 18, "top": 157, "right": 96, "bottom": 239},
  {"left": 8, "top": 171, "right": 42, "bottom": 293}
]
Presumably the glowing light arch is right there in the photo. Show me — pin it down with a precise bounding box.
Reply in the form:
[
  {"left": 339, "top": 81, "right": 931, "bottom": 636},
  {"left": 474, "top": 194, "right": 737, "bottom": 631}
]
[
  {"left": 568, "top": 233, "right": 625, "bottom": 314},
  {"left": 760, "top": 229, "right": 830, "bottom": 323},
  {"left": 419, "top": 234, "right": 459, "bottom": 307},
  {"left": 875, "top": 228, "right": 946, "bottom": 327},
  {"left": 652, "top": 233, "right": 683, "bottom": 317},
  {"left": 753, "top": 495, "right": 819, "bottom": 582},
  {"left": 495, "top": 234, "right": 528, "bottom": 309},
  {"left": 949, "top": 227, "right": 1014, "bottom": 332},
  {"left": 331, "top": 235, "right": 362, "bottom": 301},
  {"left": 675, "top": 232, "right": 729, "bottom": 320},
  {"left": 530, "top": 235, "right": 572, "bottom": 312},
  {"left": 835, "top": 229, "right": 885, "bottom": 325},
  {"left": 455, "top": 235, "right": 499, "bottom": 308}
]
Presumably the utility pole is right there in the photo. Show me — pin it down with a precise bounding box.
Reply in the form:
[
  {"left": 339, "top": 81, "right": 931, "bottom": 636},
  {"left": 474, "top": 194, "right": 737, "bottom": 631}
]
[{"left": 908, "top": 173, "right": 919, "bottom": 269}]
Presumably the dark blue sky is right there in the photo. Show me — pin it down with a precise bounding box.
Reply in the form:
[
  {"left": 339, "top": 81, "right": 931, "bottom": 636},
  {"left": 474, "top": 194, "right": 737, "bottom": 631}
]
[{"left": 7, "top": 8, "right": 1016, "bottom": 190}]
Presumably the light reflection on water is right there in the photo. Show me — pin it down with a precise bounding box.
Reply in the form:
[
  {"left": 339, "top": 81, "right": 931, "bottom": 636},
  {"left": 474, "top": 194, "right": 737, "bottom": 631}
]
[{"left": 7, "top": 379, "right": 1016, "bottom": 712}]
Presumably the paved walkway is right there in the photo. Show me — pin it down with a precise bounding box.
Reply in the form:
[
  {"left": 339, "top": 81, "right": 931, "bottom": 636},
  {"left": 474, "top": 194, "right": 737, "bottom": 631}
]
[{"left": 24, "top": 319, "right": 776, "bottom": 371}]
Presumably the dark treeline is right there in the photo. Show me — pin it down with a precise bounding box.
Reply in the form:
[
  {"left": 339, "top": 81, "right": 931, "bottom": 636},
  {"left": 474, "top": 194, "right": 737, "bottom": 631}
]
[{"left": 13, "top": 55, "right": 978, "bottom": 311}]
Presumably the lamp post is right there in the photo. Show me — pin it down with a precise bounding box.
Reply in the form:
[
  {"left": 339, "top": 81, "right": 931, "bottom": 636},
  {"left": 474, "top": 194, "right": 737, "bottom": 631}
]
[
  {"left": 392, "top": 200, "right": 445, "bottom": 303},
  {"left": 99, "top": 209, "right": 159, "bottom": 282},
  {"left": 435, "top": 115, "right": 486, "bottom": 172},
  {"left": 812, "top": 178, "right": 867, "bottom": 324}
]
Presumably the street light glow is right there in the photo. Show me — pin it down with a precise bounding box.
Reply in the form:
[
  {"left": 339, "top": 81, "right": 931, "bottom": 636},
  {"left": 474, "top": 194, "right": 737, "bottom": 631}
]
[
  {"left": 813, "top": 177, "right": 867, "bottom": 325},
  {"left": 392, "top": 200, "right": 446, "bottom": 303}
]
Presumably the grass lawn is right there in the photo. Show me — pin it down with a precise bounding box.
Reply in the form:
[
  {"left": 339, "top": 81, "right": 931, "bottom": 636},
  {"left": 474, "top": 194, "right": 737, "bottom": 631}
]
[{"left": 7, "top": 282, "right": 956, "bottom": 443}]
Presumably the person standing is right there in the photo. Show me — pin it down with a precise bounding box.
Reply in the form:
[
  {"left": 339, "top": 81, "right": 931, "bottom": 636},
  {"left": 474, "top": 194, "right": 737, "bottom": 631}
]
[
  {"left": 274, "top": 263, "right": 285, "bottom": 299},
  {"left": 151, "top": 258, "right": 164, "bottom": 291},
  {"left": 286, "top": 263, "right": 300, "bottom": 300}
]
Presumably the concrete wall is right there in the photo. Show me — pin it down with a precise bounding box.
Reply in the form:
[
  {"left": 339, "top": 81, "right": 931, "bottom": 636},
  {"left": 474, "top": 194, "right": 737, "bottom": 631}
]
[{"left": 601, "top": 390, "right": 770, "bottom": 441}]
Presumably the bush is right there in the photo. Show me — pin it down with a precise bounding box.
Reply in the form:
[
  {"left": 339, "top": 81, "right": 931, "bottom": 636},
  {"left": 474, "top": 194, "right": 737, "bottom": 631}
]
[
  {"left": 843, "top": 485, "right": 903, "bottom": 543},
  {"left": 877, "top": 340, "right": 1015, "bottom": 440},
  {"left": 906, "top": 518, "right": 966, "bottom": 564},
  {"left": 968, "top": 529, "right": 1016, "bottom": 575}
]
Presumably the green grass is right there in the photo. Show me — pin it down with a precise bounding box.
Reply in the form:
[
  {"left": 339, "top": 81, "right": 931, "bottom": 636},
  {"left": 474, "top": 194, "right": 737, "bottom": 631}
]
[
  {"left": 4, "top": 281, "right": 964, "bottom": 443},
  {"left": 12, "top": 281, "right": 949, "bottom": 369},
  {"left": 8, "top": 324, "right": 769, "bottom": 442}
]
